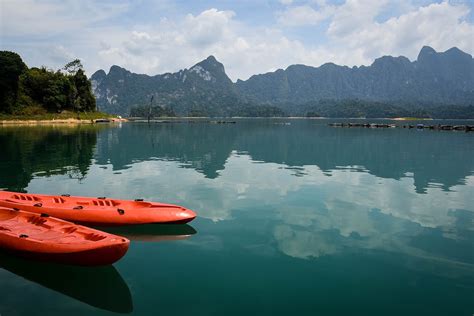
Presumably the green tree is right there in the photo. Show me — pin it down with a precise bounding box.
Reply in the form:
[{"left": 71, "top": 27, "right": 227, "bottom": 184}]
[
  {"left": 63, "top": 59, "right": 83, "bottom": 75},
  {"left": 72, "top": 69, "right": 95, "bottom": 112},
  {"left": 18, "top": 62, "right": 96, "bottom": 113},
  {"left": 0, "top": 51, "right": 27, "bottom": 113},
  {"left": 20, "top": 67, "right": 74, "bottom": 112}
]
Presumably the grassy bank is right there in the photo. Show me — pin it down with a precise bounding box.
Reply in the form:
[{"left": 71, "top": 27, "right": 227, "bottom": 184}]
[{"left": 0, "top": 110, "right": 115, "bottom": 121}]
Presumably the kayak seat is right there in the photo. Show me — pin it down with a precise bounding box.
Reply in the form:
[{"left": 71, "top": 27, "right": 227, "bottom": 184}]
[{"left": 0, "top": 211, "right": 17, "bottom": 221}]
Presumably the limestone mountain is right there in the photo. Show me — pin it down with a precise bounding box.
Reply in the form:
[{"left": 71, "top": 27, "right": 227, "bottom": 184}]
[
  {"left": 236, "top": 46, "right": 474, "bottom": 106},
  {"left": 91, "top": 55, "right": 242, "bottom": 116},
  {"left": 91, "top": 46, "right": 474, "bottom": 116}
]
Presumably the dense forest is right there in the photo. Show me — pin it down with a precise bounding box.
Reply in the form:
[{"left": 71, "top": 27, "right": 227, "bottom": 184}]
[
  {"left": 297, "top": 99, "right": 474, "bottom": 119},
  {"left": 129, "top": 99, "right": 474, "bottom": 118},
  {"left": 129, "top": 105, "right": 176, "bottom": 117},
  {"left": 0, "top": 51, "right": 96, "bottom": 116},
  {"left": 129, "top": 103, "right": 286, "bottom": 117}
]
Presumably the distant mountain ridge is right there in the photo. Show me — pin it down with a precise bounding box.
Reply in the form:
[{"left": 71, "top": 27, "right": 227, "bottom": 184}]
[{"left": 91, "top": 46, "right": 474, "bottom": 116}]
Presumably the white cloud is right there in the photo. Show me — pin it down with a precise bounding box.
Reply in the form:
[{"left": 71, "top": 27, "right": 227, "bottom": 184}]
[
  {"left": 183, "top": 9, "right": 236, "bottom": 47},
  {"left": 1, "top": 1, "right": 473, "bottom": 81},
  {"left": 47, "top": 45, "right": 76, "bottom": 65},
  {"left": 90, "top": 8, "right": 332, "bottom": 79},
  {"left": 327, "top": 0, "right": 389, "bottom": 37},
  {"left": 0, "top": 0, "right": 129, "bottom": 36},
  {"left": 277, "top": 4, "right": 336, "bottom": 26},
  {"left": 26, "top": 152, "right": 474, "bottom": 263},
  {"left": 93, "top": 8, "right": 241, "bottom": 76},
  {"left": 326, "top": 1, "right": 474, "bottom": 64}
]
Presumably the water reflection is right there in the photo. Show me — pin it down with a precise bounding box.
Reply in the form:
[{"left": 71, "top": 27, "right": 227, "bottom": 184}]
[
  {"left": 2, "top": 120, "right": 474, "bottom": 194},
  {"left": 100, "top": 224, "right": 197, "bottom": 242},
  {"left": 0, "top": 125, "right": 100, "bottom": 191},
  {"left": 0, "top": 252, "right": 133, "bottom": 313},
  {"left": 94, "top": 121, "right": 474, "bottom": 193}
]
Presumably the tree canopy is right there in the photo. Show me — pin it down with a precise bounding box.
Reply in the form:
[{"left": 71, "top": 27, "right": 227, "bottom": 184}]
[
  {"left": 63, "top": 59, "right": 83, "bottom": 75},
  {"left": 0, "top": 51, "right": 96, "bottom": 114},
  {"left": 0, "top": 51, "right": 27, "bottom": 113}
]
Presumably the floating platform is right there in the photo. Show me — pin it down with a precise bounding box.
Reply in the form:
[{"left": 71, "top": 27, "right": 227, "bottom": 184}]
[{"left": 328, "top": 123, "right": 474, "bottom": 132}]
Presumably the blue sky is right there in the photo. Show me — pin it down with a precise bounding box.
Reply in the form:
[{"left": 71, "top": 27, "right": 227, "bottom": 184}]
[{"left": 1, "top": 0, "right": 473, "bottom": 80}]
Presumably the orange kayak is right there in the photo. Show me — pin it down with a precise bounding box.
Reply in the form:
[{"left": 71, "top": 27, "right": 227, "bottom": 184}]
[
  {"left": 0, "top": 207, "right": 129, "bottom": 266},
  {"left": 0, "top": 191, "right": 196, "bottom": 226}
]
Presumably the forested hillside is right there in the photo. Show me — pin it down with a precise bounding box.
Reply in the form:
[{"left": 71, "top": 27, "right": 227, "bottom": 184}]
[{"left": 91, "top": 46, "right": 474, "bottom": 118}]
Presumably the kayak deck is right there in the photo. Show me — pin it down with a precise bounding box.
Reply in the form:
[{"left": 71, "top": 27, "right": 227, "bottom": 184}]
[{"left": 0, "top": 207, "right": 129, "bottom": 265}]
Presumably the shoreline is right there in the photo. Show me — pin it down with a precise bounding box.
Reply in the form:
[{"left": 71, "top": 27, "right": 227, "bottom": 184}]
[
  {"left": 0, "top": 118, "right": 128, "bottom": 125},
  {"left": 2, "top": 117, "right": 473, "bottom": 126},
  {"left": 128, "top": 116, "right": 474, "bottom": 121}
]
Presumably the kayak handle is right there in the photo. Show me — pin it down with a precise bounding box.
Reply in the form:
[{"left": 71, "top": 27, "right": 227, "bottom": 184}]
[{"left": 117, "top": 208, "right": 125, "bottom": 215}]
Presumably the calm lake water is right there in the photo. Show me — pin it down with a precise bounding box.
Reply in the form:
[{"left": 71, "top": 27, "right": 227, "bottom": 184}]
[{"left": 0, "top": 119, "right": 473, "bottom": 316}]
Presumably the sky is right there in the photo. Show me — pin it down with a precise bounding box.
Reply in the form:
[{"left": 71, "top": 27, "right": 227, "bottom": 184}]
[{"left": 1, "top": 0, "right": 473, "bottom": 81}]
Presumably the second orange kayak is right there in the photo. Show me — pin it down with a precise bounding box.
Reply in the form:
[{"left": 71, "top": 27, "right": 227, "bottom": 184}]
[
  {"left": 0, "top": 207, "right": 129, "bottom": 266},
  {"left": 0, "top": 191, "right": 196, "bottom": 226}
]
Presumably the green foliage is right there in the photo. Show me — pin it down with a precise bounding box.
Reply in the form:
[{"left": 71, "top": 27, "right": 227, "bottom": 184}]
[
  {"left": 305, "top": 111, "right": 320, "bottom": 117},
  {"left": 0, "top": 110, "right": 113, "bottom": 121},
  {"left": 20, "top": 67, "right": 74, "bottom": 112},
  {"left": 0, "top": 51, "right": 96, "bottom": 115},
  {"left": 72, "top": 69, "right": 96, "bottom": 112},
  {"left": 428, "top": 105, "right": 474, "bottom": 119},
  {"left": 0, "top": 51, "right": 27, "bottom": 113},
  {"left": 296, "top": 99, "right": 474, "bottom": 119},
  {"left": 129, "top": 105, "right": 176, "bottom": 117},
  {"left": 63, "top": 59, "right": 83, "bottom": 75},
  {"left": 300, "top": 99, "right": 422, "bottom": 118}
]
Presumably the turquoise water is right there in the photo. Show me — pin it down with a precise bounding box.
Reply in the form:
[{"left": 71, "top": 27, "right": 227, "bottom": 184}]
[{"left": 0, "top": 119, "right": 473, "bottom": 315}]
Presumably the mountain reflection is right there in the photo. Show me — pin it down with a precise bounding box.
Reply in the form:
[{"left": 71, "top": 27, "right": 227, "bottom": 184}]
[
  {"left": 95, "top": 120, "right": 474, "bottom": 193},
  {"left": 2, "top": 121, "right": 473, "bottom": 193}
]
